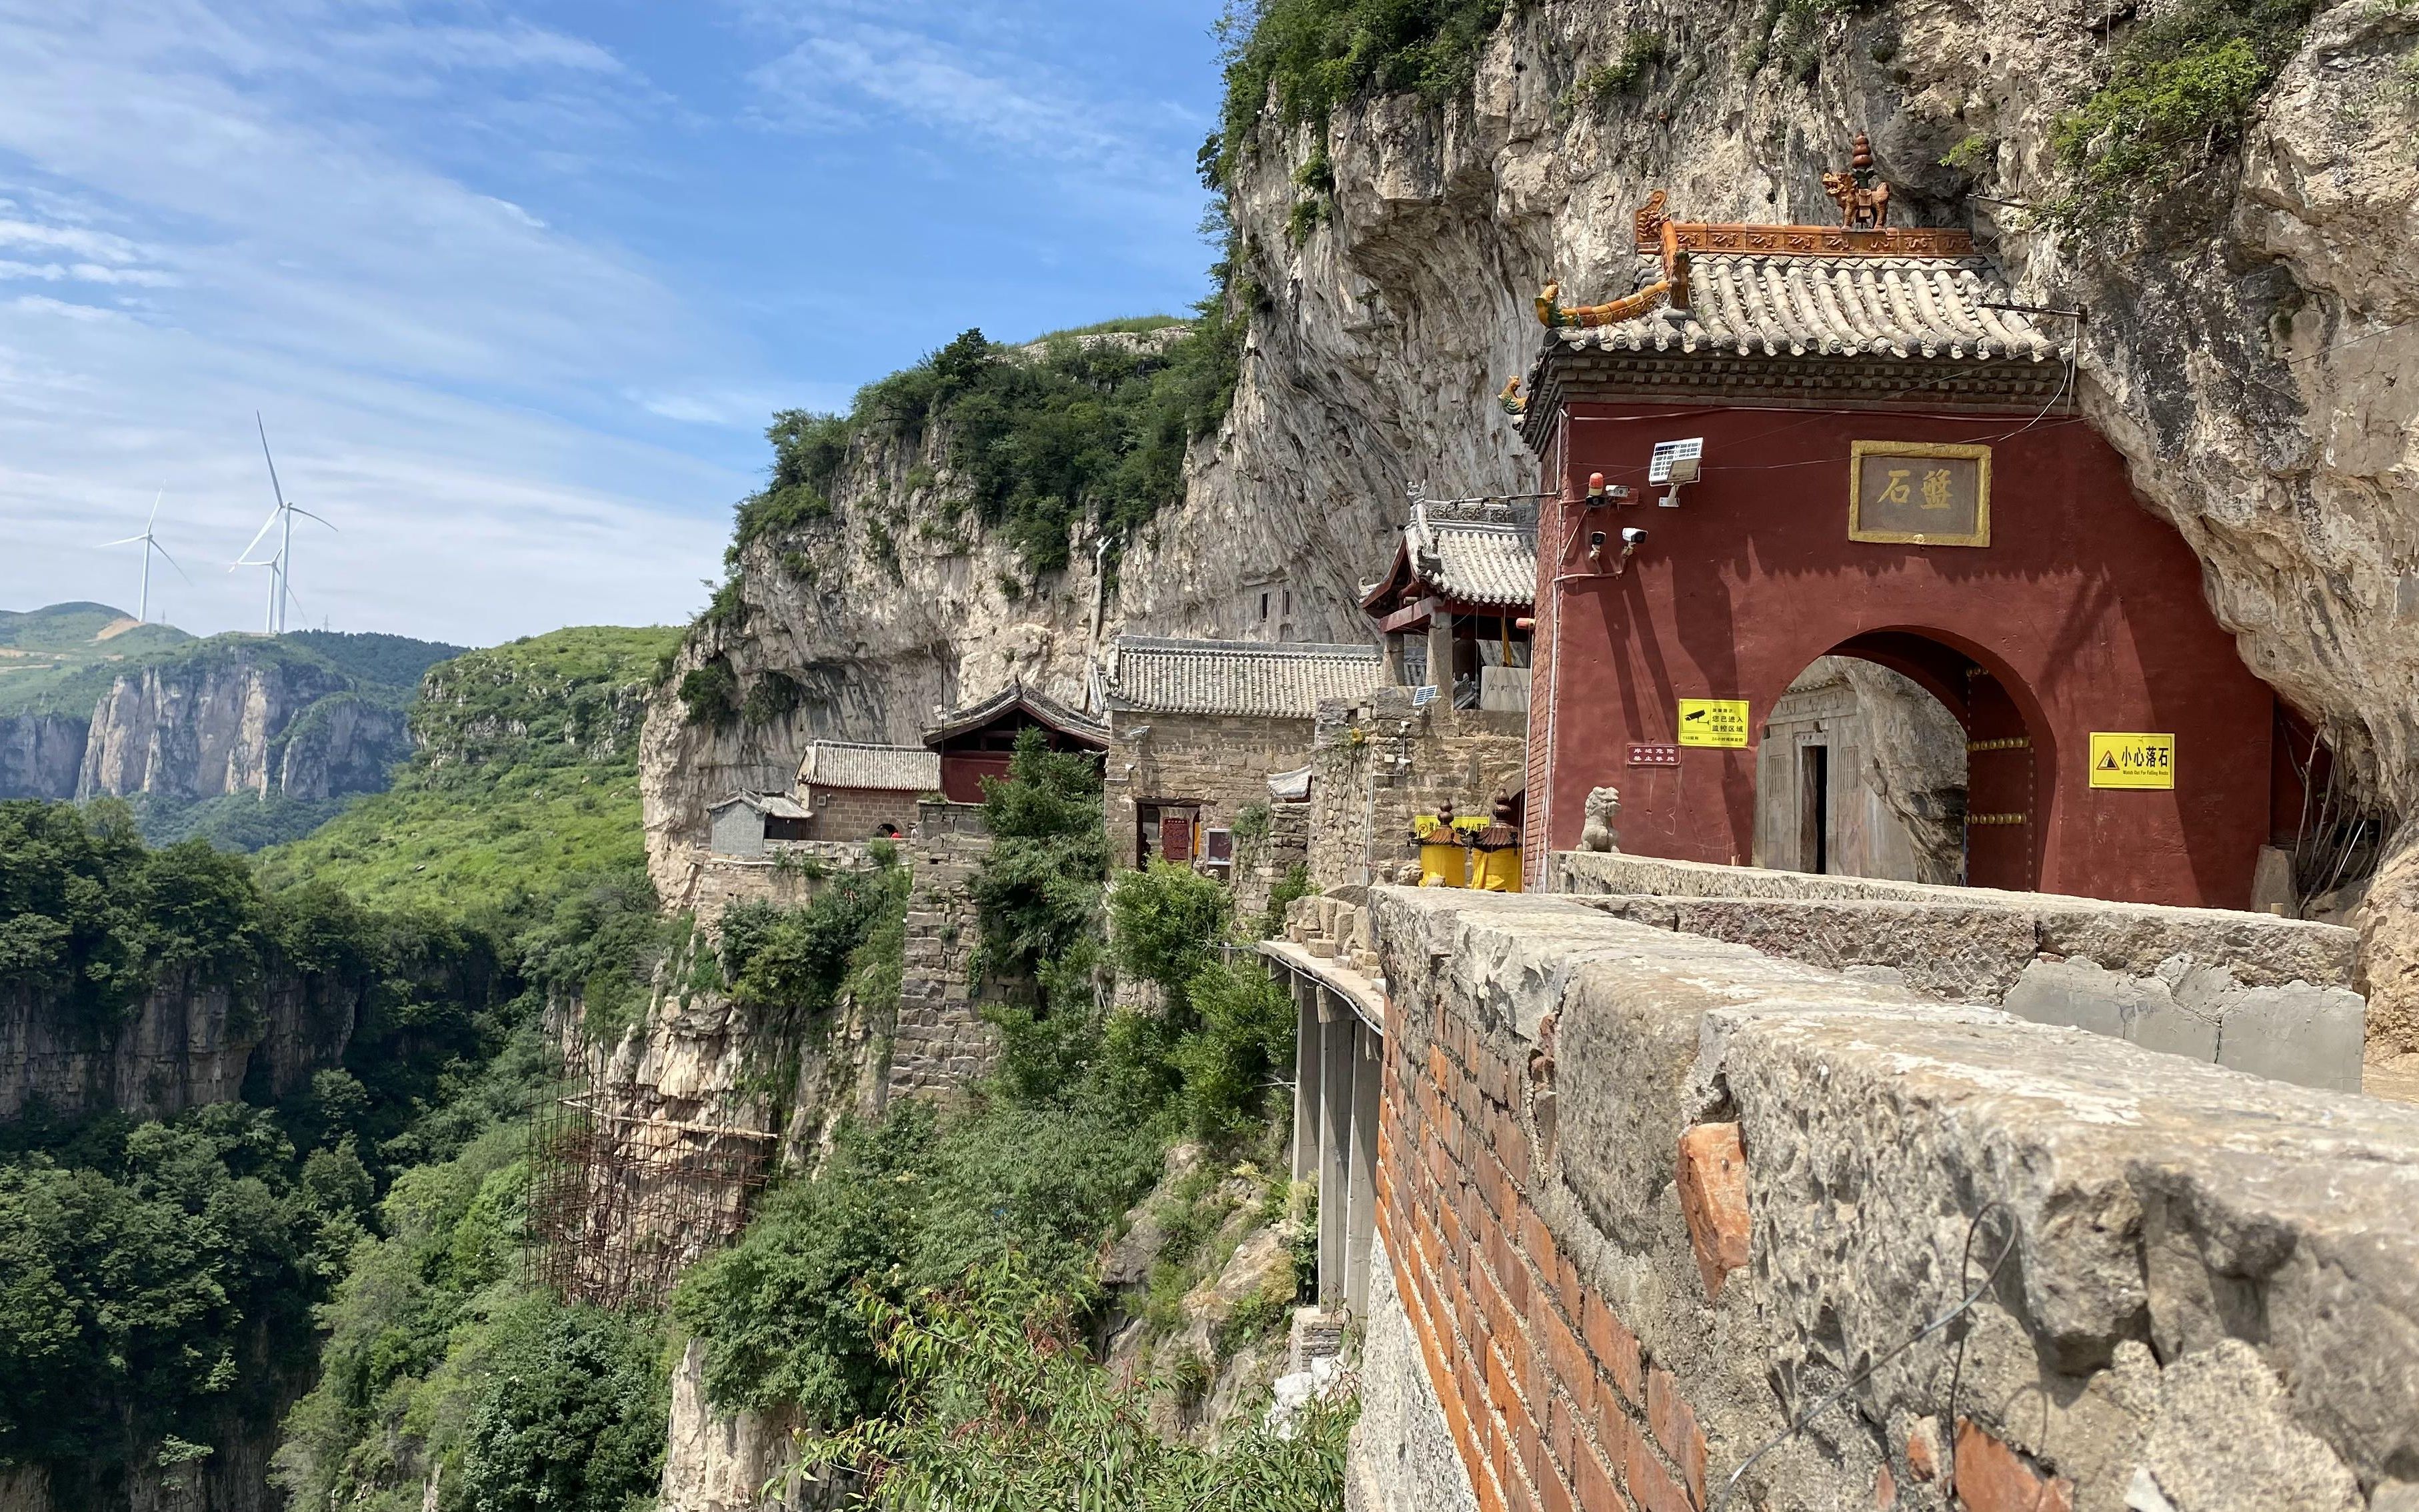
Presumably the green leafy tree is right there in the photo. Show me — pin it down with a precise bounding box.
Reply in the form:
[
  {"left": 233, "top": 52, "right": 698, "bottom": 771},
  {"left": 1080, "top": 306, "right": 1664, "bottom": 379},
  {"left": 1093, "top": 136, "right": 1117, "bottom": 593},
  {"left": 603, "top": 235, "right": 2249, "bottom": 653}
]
[
  {"left": 1110, "top": 861, "right": 1232, "bottom": 1022},
  {"left": 457, "top": 1305, "right": 667, "bottom": 1512}
]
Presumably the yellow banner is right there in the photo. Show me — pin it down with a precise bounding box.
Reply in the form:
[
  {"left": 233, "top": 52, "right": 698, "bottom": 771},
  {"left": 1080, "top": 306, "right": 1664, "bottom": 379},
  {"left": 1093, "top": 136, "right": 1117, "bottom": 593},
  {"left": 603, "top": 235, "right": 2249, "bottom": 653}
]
[
  {"left": 1676, "top": 699, "right": 1750, "bottom": 749},
  {"left": 2089, "top": 732, "right": 2175, "bottom": 790}
]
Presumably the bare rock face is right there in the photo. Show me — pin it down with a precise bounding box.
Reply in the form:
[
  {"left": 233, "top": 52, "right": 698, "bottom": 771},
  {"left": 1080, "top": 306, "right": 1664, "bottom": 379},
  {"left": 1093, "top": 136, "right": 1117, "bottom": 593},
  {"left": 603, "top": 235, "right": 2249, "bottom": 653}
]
[
  {"left": 0, "top": 971, "right": 355, "bottom": 1123},
  {"left": 0, "top": 714, "right": 89, "bottom": 799},
  {"left": 77, "top": 652, "right": 404, "bottom": 804}
]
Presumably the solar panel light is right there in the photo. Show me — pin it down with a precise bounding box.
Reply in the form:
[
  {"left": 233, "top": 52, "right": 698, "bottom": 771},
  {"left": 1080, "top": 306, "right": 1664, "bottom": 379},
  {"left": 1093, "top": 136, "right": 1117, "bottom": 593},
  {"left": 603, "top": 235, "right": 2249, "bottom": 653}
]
[{"left": 1648, "top": 437, "right": 1704, "bottom": 506}]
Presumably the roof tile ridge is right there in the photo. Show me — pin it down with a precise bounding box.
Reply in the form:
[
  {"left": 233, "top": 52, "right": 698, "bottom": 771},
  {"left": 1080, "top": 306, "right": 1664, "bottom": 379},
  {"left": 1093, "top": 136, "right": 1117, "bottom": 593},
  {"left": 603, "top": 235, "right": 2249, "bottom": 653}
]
[
  {"left": 1876, "top": 265, "right": 1919, "bottom": 359},
  {"left": 1905, "top": 267, "right": 1957, "bottom": 358}
]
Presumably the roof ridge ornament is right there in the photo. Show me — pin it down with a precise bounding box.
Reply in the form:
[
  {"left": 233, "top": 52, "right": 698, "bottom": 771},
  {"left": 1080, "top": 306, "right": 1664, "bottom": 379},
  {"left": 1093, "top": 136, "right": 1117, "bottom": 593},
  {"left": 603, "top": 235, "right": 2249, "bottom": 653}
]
[{"left": 1820, "top": 131, "right": 1892, "bottom": 230}]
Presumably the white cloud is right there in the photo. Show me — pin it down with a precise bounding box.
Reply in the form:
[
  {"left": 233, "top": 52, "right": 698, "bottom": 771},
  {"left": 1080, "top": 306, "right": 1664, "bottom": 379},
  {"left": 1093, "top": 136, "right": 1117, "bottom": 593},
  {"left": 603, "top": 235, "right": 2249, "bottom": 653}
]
[{"left": 0, "top": 2, "right": 742, "bottom": 643}]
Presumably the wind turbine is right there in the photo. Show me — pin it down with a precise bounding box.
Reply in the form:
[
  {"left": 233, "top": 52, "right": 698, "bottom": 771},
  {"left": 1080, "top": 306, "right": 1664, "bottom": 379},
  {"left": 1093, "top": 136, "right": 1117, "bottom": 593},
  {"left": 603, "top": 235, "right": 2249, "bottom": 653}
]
[
  {"left": 233, "top": 413, "right": 335, "bottom": 635},
  {"left": 100, "top": 491, "right": 191, "bottom": 623}
]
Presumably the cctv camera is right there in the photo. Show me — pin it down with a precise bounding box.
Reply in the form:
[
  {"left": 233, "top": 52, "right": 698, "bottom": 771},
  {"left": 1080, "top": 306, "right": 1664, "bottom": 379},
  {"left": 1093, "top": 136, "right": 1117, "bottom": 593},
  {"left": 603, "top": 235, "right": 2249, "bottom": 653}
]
[
  {"left": 1622, "top": 527, "right": 1649, "bottom": 545},
  {"left": 1588, "top": 530, "right": 1607, "bottom": 548}
]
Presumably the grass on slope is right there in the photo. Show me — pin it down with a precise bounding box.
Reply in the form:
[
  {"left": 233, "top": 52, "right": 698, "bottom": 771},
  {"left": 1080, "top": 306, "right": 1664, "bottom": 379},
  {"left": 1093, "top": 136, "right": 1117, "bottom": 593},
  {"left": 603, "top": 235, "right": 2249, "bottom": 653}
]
[
  {"left": 0, "top": 601, "right": 193, "bottom": 715},
  {"left": 255, "top": 626, "right": 679, "bottom": 919}
]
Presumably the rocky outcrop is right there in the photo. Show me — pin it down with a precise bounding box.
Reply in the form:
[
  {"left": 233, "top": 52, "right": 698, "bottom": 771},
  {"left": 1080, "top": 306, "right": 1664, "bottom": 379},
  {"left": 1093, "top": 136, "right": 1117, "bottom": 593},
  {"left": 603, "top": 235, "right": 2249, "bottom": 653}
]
[
  {"left": 0, "top": 970, "right": 355, "bottom": 1123},
  {"left": 659, "top": 1341, "right": 808, "bottom": 1512},
  {"left": 0, "top": 713, "right": 89, "bottom": 799},
  {"left": 273, "top": 693, "right": 409, "bottom": 802},
  {"left": 70, "top": 647, "right": 419, "bottom": 814}
]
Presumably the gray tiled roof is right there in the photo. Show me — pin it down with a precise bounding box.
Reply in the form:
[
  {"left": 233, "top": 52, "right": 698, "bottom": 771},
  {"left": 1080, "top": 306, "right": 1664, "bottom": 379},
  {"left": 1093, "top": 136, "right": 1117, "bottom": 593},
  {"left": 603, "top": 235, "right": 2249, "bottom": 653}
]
[
  {"left": 709, "top": 791, "right": 809, "bottom": 819},
  {"left": 1409, "top": 499, "right": 1538, "bottom": 607},
  {"left": 1557, "top": 253, "right": 2070, "bottom": 363},
  {"left": 798, "top": 741, "right": 941, "bottom": 793},
  {"left": 1101, "top": 636, "right": 1384, "bottom": 719}
]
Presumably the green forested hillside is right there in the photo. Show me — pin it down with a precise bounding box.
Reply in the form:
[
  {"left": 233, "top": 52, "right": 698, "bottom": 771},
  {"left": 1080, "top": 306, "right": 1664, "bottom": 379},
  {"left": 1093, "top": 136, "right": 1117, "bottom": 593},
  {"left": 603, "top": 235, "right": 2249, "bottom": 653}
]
[
  {"left": 0, "top": 623, "right": 689, "bottom": 1512},
  {"left": 256, "top": 626, "right": 678, "bottom": 917}
]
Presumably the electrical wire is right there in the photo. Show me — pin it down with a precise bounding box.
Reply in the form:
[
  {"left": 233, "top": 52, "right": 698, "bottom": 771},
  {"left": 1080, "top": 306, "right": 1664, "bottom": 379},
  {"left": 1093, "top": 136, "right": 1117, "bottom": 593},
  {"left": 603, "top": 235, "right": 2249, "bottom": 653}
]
[{"left": 1708, "top": 1202, "right": 2018, "bottom": 1512}]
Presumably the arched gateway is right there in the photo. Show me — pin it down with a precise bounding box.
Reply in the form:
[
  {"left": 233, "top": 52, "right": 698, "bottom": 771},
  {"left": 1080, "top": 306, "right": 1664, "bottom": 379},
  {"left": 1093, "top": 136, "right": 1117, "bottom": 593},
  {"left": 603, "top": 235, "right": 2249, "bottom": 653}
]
[{"left": 1521, "top": 152, "right": 2281, "bottom": 909}]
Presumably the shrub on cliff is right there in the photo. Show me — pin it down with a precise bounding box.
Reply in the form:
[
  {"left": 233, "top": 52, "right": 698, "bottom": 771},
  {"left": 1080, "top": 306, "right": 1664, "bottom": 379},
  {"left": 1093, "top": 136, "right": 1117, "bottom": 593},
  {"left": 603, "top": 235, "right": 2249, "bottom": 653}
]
[
  {"left": 1110, "top": 861, "right": 1232, "bottom": 1019},
  {"left": 2046, "top": 0, "right": 2314, "bottom": 232},
  {"left": 719, "top": 303, "right": 1240, "bottom": 583},
  {"left": 793, "top": 1259, "right": 1352, "bottom": 1511},
  {"left": 1211, "top": 0, "right": 1507, "bottom": 181},
  {"left": 670, "top": 1100, "right": 1158, "bottom": 1427}
]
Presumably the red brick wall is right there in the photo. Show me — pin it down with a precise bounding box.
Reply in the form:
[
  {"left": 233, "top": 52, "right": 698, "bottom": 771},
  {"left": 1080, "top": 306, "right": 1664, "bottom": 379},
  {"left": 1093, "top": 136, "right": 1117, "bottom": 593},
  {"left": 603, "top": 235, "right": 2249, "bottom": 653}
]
[{"left": 1378, "top": 987, "right": 1709, "bottom": 1512}]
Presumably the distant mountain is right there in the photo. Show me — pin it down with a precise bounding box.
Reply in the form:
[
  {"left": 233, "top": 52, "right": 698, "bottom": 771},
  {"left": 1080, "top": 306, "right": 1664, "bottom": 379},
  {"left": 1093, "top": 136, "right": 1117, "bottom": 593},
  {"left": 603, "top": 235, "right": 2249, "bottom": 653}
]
[
  {"left": 0, "top": 601, "right": 196, "bottom": 714},
  {"left": 0, "top": 603, "right": 467, "bottom": 849}
]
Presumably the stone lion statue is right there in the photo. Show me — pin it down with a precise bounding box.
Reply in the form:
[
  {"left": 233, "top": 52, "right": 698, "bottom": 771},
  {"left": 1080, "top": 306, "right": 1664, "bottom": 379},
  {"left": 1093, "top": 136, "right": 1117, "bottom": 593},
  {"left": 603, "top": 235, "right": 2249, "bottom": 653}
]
[{"left": 1579, "top": 787, "right": 1622, "bottom": 853}]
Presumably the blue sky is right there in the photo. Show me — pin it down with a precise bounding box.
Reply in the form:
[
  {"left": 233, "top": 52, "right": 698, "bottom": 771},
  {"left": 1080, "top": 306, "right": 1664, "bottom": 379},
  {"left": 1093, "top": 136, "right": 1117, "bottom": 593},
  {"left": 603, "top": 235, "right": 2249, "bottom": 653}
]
[{"left": 0, "top": 0, "right": 1229, "bottom": 645}]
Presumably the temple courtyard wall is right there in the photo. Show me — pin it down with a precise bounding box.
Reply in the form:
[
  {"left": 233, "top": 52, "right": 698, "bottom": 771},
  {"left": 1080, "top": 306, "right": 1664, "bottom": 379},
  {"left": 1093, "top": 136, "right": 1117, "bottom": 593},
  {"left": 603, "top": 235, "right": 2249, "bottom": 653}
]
[
  {"left": 1310, "top": 689, "right": 1528, "bottom": 891},
  {"left": 1342, "top": 883, "right": 2419, "bottom": 1512}
]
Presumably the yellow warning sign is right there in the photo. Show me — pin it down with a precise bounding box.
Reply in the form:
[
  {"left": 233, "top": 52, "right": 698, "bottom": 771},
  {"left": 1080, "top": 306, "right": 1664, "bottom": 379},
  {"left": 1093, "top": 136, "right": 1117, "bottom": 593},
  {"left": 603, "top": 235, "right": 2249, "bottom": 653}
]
[
  {"left": 2089, "top": 732, "right": 2175, "bottom": 790},
  {"left": 1676, "top": 699, "right": 1750, "bottom": 749}
]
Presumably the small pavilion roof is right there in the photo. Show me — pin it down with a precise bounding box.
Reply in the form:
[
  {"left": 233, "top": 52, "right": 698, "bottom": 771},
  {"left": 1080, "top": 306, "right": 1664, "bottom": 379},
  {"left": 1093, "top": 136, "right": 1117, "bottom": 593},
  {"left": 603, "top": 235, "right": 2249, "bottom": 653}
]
[
  {"left": 709, "top": 791, "right": 810, "bottom": 819},
  {"left": 921, "top": 680, "right": 1108, "bottom": 750},
  {"left": 1362, "top": 497, "right": 1538, "bottom": 618},
  {"left": 1099, "top": 636, "right": 1383, "bottom": 720},
  {"left": 1520, "top": 185, "right": 2078, "bottom": 436},
  {"left": 1549, "top": 251, "right": 2067, "bottom": 364}
]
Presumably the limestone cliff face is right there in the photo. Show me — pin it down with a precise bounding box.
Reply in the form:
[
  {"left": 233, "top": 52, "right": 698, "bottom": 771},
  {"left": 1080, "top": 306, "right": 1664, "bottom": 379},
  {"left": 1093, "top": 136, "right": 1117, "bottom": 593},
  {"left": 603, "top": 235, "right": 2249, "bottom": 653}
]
[
  {"left": 0, "top": 969, "right": 355, "bottom": 1123},
  {"left": 0, "top": 713, "right": 89, "bottom": 800},
  {"left": 77, "top": 651, "right": 407, "bottom": 804},
  {"left": 643, "top": 1, "right": 2419, "bottom": 1007}
]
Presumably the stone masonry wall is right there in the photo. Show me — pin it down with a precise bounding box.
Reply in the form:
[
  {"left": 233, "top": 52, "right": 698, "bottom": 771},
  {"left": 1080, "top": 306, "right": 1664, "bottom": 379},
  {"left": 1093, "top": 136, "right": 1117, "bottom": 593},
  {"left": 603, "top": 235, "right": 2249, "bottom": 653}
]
[
  {"left": 1556, "top": 851, "right": 2370, "bottom": 1095},
  {"left": 1105, "top": 709, "right": 1315, "bottom": 872},
  {"left": 888, "top": 802, "right": 997, "bottom": 1101},
  {"left": 1311, "top": 690, "right": 1528, "bottom": 891},
  {"left": 1358, "top": 887, "right": 2419, "bottom": 1512},
  {"left": 802, "top": 787, "right": 920, "bottom": 843},
  {"left": 680, "top": 842, "right": 881, "bottom": 921},
  {"left": 1233, "top": 799, "right": 1310, "bottom": 932}
]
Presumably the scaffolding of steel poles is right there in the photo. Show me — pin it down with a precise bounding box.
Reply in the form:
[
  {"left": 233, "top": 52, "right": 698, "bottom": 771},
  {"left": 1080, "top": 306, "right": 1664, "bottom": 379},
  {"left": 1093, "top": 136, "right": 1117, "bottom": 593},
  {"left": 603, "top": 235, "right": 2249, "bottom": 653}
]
[{"left": 525, "top": 1077, "right": 776, "bottom": 1309}]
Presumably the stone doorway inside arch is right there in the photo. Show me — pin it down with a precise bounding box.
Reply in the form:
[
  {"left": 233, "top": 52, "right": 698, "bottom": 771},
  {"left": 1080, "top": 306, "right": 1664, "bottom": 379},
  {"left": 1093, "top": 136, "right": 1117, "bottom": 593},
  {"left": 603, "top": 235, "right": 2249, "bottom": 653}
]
[{"left": 1752, "top": 633, "right": 2042, "bottom": 893}]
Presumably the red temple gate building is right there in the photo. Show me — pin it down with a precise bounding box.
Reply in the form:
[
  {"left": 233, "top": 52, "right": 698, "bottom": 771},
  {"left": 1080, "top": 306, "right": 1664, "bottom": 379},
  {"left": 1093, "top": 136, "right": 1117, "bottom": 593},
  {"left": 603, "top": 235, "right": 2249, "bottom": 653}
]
[{"left": 1519, "top": 163, "right": 2295, "bottom": 910}]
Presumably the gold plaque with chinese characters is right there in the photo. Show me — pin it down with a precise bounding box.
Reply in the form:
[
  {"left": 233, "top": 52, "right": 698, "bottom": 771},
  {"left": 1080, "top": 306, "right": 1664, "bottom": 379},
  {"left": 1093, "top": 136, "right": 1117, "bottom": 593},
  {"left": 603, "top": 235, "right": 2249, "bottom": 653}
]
[{"left": 1848, "top": 441, "right": 1992, "bottom": 547}]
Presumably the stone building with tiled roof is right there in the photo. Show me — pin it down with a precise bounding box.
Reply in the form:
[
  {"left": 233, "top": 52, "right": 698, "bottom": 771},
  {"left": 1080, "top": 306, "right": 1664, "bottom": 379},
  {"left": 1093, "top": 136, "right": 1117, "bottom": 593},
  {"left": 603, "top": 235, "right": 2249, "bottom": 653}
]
[
  {"left": 1360, "top": 497, "right": 1538, "bottom": 713},
  {"left": 1095, "top": 635, "right": 1386, "bottom": 875},
  {"left": 792, "top": 740, "right": 939, "bottom": 841}
]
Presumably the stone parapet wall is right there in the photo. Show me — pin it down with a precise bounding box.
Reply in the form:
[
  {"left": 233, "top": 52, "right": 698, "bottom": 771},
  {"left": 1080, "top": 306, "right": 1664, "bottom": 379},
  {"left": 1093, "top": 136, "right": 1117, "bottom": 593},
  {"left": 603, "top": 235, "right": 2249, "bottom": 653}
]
[
  {"left": 682, "top": 843, "right": 881, "bottom": 921},
  {"left": 1356, "top": 887, "right": 2419, "bottom": 1512},
  {"left": 1310, "top": 691, "right": 1527, "bottom": 891},
  {"left": 888, "top": 802, "right": 997, "bottom": 1100},
  {"left": 1554, "top": 851, "right": 2368, "bottom": 1093}
]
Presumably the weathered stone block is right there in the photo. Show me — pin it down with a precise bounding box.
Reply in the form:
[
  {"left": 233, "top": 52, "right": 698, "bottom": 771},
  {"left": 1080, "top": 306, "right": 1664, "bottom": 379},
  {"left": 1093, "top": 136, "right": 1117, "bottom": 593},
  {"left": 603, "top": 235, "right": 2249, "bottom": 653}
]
[{"left": 1667, "top": 897, "right": 2037, "bottom": 1001}]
